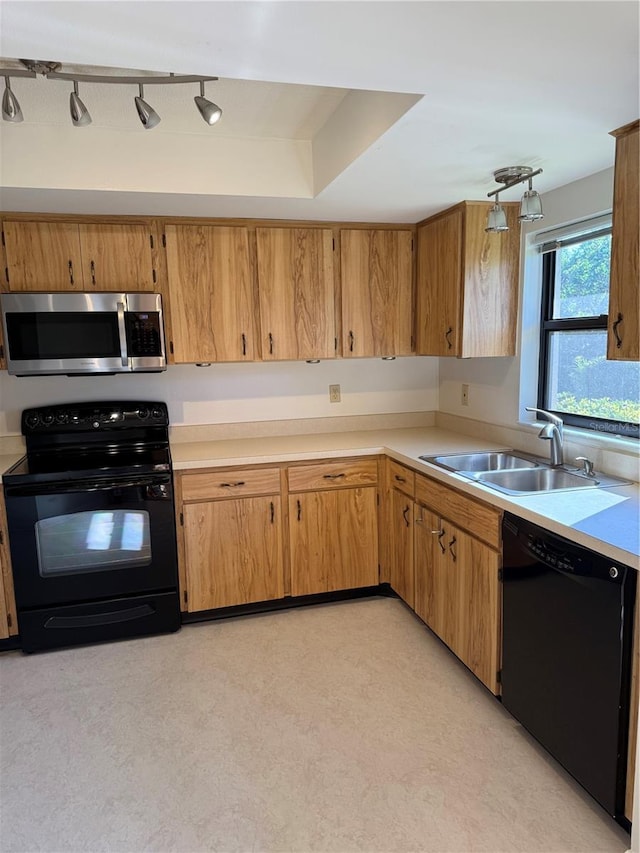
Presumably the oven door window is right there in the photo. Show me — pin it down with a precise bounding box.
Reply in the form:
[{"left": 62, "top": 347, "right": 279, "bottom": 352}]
[{"left": 35, "top": 510, "right": 151, "bottom": 576}]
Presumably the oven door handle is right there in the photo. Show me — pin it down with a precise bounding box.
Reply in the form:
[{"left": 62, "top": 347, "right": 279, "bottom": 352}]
[{"left": 5, "top": 475, "right": 172, "bottom": 497}]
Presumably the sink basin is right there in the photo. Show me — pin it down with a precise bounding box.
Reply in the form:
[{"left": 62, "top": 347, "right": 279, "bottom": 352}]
[
  {"left": 420, "top": 451, "right": 539, "bottom": 473},
  {"left": 468, "top": 467, "right": 600, "bottom": 495}
]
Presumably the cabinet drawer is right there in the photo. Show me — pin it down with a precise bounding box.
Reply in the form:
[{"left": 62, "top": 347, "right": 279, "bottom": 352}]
[
  {"left": 181, "top": 467, "right": 281, "bottom": 501},
  {"left": 388, "top": 459, "right": 415, "bottom": 498},
  {"left": 415, "top": 474, "right": 501, "bottom": 549},
  {"left": 288, "top": 459, "right": 378, "bottom": 492}
]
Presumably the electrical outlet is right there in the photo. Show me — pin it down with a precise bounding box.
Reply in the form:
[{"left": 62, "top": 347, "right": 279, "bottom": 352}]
[
  {"left": 462, "top": 384, "right": 469, "bottom": 406},
  {"left": 329, "top": 384, "right": 341, "bottom": 403}
]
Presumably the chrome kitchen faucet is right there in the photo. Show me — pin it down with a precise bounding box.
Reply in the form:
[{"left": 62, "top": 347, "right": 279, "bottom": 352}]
[{"left": 525, "top": 407, "right": 564, "bottom": 467}]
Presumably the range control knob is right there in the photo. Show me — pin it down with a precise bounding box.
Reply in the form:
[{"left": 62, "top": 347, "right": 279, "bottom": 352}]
[
  {"left": 138, "top": 407, "right": 149, "bottom": 420},
  {"left": 42, "top": 412, "right": 54, "bottom": 425},
  {"left": 56, "top": 411, "right": 69, "bottom": 424},
  {"left": 151, "top": 407, "right": 163, "bottom": 420},
  {"left": 24, "top": 413, "right": 40, "bottom": 429},
  {"left": 92, "top": 421, "right": 100, "bottom": 429}
]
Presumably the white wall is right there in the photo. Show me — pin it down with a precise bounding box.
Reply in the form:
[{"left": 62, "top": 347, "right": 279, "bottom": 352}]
[
  {"left": 0, "top": 356, "right": 438, "bottom": 435},
  {"left": 439, "top": 168, "right": 615, "bottom": 428}
]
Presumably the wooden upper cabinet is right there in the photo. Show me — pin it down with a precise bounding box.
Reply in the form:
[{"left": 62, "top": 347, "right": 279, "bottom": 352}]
[
  {"left": 78, "top": 224, "right": 155, "bottom": 290},
  {"left": 256, "top": 227, "right": 336, "bottom": 360},
  {"left": 608, "top": 120, "right": 639, "bottom": 361},
  {"left": 2, "top": 220, "right": 156, "bottom": 291},
  {"left": 340, "top": 229, "right": 413, "bottom": 357},
  {"left": 3, "top": 221, "right": 83, "bottom": 290},
  {"left": 164, "top": 224, "right": 256, "bottom": 363},
  {"left": 416, "top": 202, "right": 520, "bottom": 357}
]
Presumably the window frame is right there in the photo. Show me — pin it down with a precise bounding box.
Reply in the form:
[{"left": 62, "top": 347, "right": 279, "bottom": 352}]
[{"left": 537, "top": 234, "right": 639, "bottom": 440}]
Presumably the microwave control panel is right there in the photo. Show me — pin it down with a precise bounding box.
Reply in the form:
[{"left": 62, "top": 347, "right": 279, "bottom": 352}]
[{"left": 126, "top": 312, "right": 162, "bottom": 356}]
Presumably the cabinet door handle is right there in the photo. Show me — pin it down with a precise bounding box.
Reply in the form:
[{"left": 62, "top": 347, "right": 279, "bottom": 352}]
[
  {"left": 394, "top": 474, "right": 406, "bottom": 483},
  {"left": 220, "top": 481, "right": 245, "bottom": 488},
  {"left": 268, "top": 333, "right": 274, "bottom": 355},
  {"left": 90, "top": 259, "right": 96, "bottom": 286},
  {"left": 348, "top": 330, "right": 354, "bottom": 352},
  {"left": 448, "top": 536, "right": 457, "bottom": 562},
  {"left": 612, "top": 313, "right": 623, "bottom": 349},
  {"left": 402, "top": 506, "right": 410, "bottom": 527},
  {"left": 270, "top": 501, "right": 275, "bottom": 524},
  {"left": 445, "top": 327, "right": 453, "bottom": 350},
  {"left": 437, "top": 529, "right": 446, "bottom": 554},
  {"left": 297, "top": 499, "right": 301, "bottom": 521},
  {"left": 323, "top": 473, "right": 345, "bottom": 480},
  {"left": 68, "top": 260, "right": 74, "bottom": 285},
  {"left": 241, "top": 333, "right": 247, "bottom": 356}
]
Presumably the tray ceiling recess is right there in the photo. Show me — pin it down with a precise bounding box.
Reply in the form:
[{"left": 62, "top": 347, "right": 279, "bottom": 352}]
[{"left": 0, "top": 57, "right": 422, "bottom": 200}]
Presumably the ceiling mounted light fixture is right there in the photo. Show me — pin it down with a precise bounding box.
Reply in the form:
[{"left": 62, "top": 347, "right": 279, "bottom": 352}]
[
  {"left": 486, "top": 165, "right": 544, "bottom": 232},
  {"left": 194, "top": 80, "right": 222, "bottom": 125},
  {"left": 2, "top": 76, "right": 23, "bottom": 122},
  {"left": 0, "top": 59, "right": 221, "bottom": 131},
  {"left": 69, "top": 80, "right": 91, "bottom": 127},
  {"left": 134, "top": 83, "right": 161, "bottom": 129}
]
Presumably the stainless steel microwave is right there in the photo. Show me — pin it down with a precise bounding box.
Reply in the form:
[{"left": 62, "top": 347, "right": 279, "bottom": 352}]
[{"left": 1, "top": 292, "right": 167, "bottom": 376}]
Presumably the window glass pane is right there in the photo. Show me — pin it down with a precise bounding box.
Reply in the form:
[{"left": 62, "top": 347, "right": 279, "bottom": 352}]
[
  {"left": 545, "top": 330, "right": 640, "bottom": 424},
  {"left": 552, "top": 234, "right": 611, "bottom": 318},
  {"left": 35, "top": 510, "right": 151, "bottom": 576}
]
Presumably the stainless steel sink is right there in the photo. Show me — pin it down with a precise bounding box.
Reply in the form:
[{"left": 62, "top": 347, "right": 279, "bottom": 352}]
[
  {"left": 468, "top": 467, "right": 600, "bottom": 495},
  {"left": 420, "top": 451, "right": 539, "bottom": 473}
]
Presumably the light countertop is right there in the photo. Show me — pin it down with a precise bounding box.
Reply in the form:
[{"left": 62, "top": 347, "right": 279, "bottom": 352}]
[{"left": 171, "top": 427, "right": 640, "bottom": 569}]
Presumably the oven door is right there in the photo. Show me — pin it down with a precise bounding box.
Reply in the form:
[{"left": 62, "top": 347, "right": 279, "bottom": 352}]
[{"left": 4, "top": 473, "right": 178, "bottom": 609}]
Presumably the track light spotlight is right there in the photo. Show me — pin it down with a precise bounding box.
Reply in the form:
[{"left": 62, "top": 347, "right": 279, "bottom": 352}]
[
  {"left": 2, "top": 77, "right": 23, "bottom": 122},
  {"left": 519, "top": 179, "right": 544, "bottom": 222},
  {"left": 485, "top": 195, "right": 509, "bottom": 233},
  {"left": 134, "top": 83, "right": 161, "bottom": 130},
  {"left": 69, "top": 80, "right": 91, "bottom": 127},
  {"left": 486, "top": 166, "right": 544, "bottom": 232},
  {"left": 194, "top": 80, "right": 222, "bottom": 125}
]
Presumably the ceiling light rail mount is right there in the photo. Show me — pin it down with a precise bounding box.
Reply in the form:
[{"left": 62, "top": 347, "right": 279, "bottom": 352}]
[{"left": 1, "top": 59, "right": 222, "bottom": 129}]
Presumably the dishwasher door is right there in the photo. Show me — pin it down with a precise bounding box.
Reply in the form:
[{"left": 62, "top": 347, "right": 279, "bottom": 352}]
[{"left": 501, "top": 513, "right": 636, "bottom": 820}]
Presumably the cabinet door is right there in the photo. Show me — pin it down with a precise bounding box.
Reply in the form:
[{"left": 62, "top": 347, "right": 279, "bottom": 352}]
[
  {"left": 608, "top": 121, "right": 639, "bottom": 361},
  {"left": 340, "top": 229, "right": 413, "bottom": 357},
  {"left": 415, "top": 209, "right": 462, "bottom": 356},
  {"left": 414, "top": 508, "right": 459, "bottom": 649},
  {"left": 389, "top": 489, "right": 414, "bottom": 607},
  {"left": 455, "top": 528, "right": 500, "bottom": 693},
  {"left": 79, "top": 224, "right": 156, "bottom": 291},
  {"left": 289, "top": 488, "right": 378, "bottom": 596},
  {"left": 256, "top": 227, "right": 336, "bottom": 360},
  {"left": 184, "top": 496, "right": 283, "bottom": 611},
  {"left": 0, "top": 492, "right": 17, "bottom": 637},
  {"left": 3, "top": 221, "right": 83, "bottom": 290},
  {"left": 164, "top": 224, "right": 256, "bottom": 363}
]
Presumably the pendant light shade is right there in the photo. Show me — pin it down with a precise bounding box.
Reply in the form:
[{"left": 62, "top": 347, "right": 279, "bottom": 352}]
[
  {"left": 2, "top": 77, "right": 23, "bottom": 122},
  {"left": 519, "top": 186, "right": 544, "bottom": 222},
  {"left": 194, "top": 80, "right": 222, "bottom": 125},
  {"left": 69, "top": 81, "right": 91, "bottom": 127},
  {"left": 485, "top": 198, "right": 509, "bottom": 232},
  {"left": 134, "top": 83, "right": 160, "bottom": 129}
]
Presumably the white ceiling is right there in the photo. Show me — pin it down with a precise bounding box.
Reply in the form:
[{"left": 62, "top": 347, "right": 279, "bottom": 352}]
[{"left": 0, "top": 1, "right": 638, "bottom": 223}]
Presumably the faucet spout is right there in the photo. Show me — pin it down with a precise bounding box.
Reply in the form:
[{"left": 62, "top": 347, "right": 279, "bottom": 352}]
[{"left": 525, "top": 407, "right": 564, "bottom": 467}]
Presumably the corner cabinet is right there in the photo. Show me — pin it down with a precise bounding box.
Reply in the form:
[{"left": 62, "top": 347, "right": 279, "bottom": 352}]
[
  {"left": 2, "top": 219, "right": 157, "bottom": 291},
  {"left": 608, "top": 120, "right": 639, "bottom": 361},
  {"left": 340, "top": 229, "right": 414, "bottom": 357},
  {"left": 415, "top": 202, "right": 520, "bottom": 357},
  {"left": 287, "top": 459, "right": 379, "bottom": 596},
  {"left": 164, "top": 224, "right": 257, "bottom": 363},
  {"left": 255, "top": 227, "right": 337, "bottom": 361},
  {"left": 178, "top": 467, "right": 284, "bottom": 611}
]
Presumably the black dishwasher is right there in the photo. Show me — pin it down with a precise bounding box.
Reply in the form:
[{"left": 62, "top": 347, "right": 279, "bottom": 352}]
[{"left": 501, "top": 513, "right": 636, "bottom": 823}]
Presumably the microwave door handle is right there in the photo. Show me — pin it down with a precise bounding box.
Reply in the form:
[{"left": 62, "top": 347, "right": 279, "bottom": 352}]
[{"left": 117, "top": 301, "right": 129, "bottom": 367}]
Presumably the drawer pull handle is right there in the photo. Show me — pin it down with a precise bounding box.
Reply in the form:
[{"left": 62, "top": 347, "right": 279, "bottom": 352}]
[
  {"left": 323, "top": 473, "right": 345, "bottom": 480},
  {"left": 394, "top": 474, "right": 406, "bottom": 483},
  {"left": 220, "top": 481, "right": 245, "bottom": 488},
  {"left": 448, "top": 536, "right": 457, "bottom": 562},
  {"left": 402, "top": 506, "right": 410, "bottom": 527}
]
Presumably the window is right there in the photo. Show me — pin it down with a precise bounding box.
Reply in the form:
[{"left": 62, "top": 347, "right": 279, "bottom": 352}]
[{"left": 538, "top": 225, "right": 639, "bottom": 439}]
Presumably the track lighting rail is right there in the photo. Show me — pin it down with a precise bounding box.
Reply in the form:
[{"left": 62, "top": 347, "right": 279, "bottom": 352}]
[{"left": 487, "top": 167, "right": 543, "bottom": 199}]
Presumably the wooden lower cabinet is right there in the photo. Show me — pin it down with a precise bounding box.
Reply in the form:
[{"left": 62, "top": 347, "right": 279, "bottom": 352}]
[
  {"left": 414, "top": 500, "right": 501, "bottom": 694},
  {"left": 289, "top": 487, "right": 378, "bottom": 596},
  {"left": 0, "top": 491, "right": 17, "bottom": 638},
  {"left": 389, "top": 489, "right": 415, "bottom": 608},
  {"left": 183, "top": 495, "right": 283, "bottom": 611}
]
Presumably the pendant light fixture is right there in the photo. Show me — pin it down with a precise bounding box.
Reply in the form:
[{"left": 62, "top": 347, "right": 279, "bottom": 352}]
[
  {"left": 69, "top": 80, "right": 91, "bottom": 126},
  {"left": 2, "top": 76, "right": 23, "bottom": 122},
  {"left": 194, "top": 80, "right": 222, "bottom": 125},
  {"left": 134, "top": 83, "right": 161, "bottom": 129},
  {"left": 485, "top": 166, "right": 544, "bottom": 232}
]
